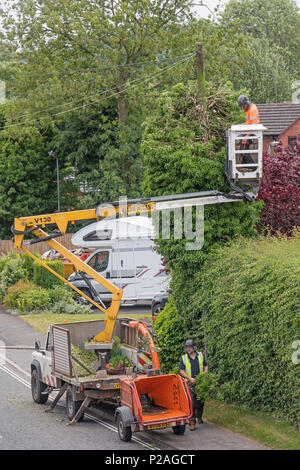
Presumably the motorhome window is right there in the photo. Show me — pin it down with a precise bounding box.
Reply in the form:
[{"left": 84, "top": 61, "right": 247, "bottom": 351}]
[
  {"left": 88, "top": 251, "right": 109, "bottom": 272},
  {"left": 83, "top": 230, "right": 112, "bottom": 241}
]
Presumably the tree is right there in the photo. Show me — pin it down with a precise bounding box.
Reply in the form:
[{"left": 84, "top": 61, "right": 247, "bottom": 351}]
[
  {"left": 226, "top": 37, "right": 294, "bottom": 103},
  {"left": 0, "top": 0, "right": 194, "bottom": 194},
  {"left": 258, "top": 137, "right": 300, "bottom": 236},
  {"left": 142, "top": 80, "right": 262, "bottom": 316},
  {"left": 219, "top": 0, "right": 300, "bottom": 76},
  {"left": 0, "top": 127, "right": 58, "bottom": 238}
]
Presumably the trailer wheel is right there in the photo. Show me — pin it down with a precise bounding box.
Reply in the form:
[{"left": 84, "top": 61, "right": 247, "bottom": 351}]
[
  {"left": 31, "top": 368, "right": 49, "bottom": 404},
  {"left": 66, "top": 385, "right": 84, "bottom": 422},
  {"left": 172, "top": 424, "right": 186, "bottom": 435},
  {"left": 117, "top": 414, "right": 132, "bottom": 442}
]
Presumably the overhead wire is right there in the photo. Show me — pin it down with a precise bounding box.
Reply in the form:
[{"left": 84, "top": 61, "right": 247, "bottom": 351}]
[
  {"left": 1, "top": 54, "right": 194, "bottom": 130},
  {"left": 3, "top": 54, "right": 195, "bottom": 124},
  {"left": 17, "top": 53, "right": 196, "bottom": 78}
]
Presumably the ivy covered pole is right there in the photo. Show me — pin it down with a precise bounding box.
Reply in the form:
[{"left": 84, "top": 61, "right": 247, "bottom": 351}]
[{"left": 195, "top": 42, "right": 206, "bottom": 105}]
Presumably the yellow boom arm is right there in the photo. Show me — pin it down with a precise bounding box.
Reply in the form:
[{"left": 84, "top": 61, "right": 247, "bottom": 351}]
[
  {"left": 13, "top": 189, "right": 248, "bottom": 342},
  {"left": 13, "top": 208, "right": 124, "bottom": 343}
]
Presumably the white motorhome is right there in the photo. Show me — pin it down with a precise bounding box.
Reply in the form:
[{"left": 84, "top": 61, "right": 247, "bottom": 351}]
[{"left": 68, "top": 216, "right": 170, "bottom": 305}]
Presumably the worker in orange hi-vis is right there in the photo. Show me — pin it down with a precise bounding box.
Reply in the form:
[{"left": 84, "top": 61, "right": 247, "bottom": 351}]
[
  {"left": 238, "top": 95, "right": 260, "bottom": 125},
  {"left": 238, "top": 95, "right": 260, "bottom": 146},
  {"left": 237, "top": 95, "right": 260, "bottom": 163}
]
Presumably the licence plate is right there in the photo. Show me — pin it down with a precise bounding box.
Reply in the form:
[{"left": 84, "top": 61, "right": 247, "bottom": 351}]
[
  {"left": 112, "top": 383, "right": 120, "bottom": 389},
  {"left": 147, "top": 422, "right": 172, "bottom": 430}
]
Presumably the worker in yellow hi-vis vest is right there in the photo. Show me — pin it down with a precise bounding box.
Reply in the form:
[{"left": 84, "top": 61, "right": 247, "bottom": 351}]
[{"left": 179, "top": 339, "right": 208, "bottom": 431}]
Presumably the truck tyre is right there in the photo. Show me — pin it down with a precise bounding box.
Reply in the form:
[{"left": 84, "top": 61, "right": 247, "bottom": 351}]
[
  {"left": 31, "top": 368, "right": 49, "bottom": 404},
  {"left": 172, "top": 424, "right": 186, "bottom": 435},
  {"left": 117, "top": 414, "right": 132, "bottom": 442},
  {"left": 66, "top": 385, "right": 84, "bottom": 422}
]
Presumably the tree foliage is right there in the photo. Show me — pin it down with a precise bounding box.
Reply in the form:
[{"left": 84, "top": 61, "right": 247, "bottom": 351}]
[
  {"left": 226, "top": 37, "right": 294, "bottom": 103},
  {"left": 0, "top": 0, "right": 193, "bottom": 125},
  {"left": 219, "top": 0, "right": 300, "bottom": 75},
  {"left": 142, "top": 80, "right": 262, "bottom": 315},
  {"left": 0, "top": 129, "right": 57, "bottom": 237}
]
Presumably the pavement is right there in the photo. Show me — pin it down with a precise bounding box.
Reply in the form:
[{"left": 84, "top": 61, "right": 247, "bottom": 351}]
[{"left": 0, "top": 307, "right": 267, "bottom": 450}]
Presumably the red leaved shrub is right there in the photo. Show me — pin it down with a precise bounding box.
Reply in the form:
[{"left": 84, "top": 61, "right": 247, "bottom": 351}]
[{"left": 257, "top": 136, "right": 300, "bottom": 235}]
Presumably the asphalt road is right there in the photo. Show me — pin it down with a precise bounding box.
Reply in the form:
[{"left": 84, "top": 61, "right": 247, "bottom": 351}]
[{"left": 0, "top": 307, "right": 267, "bottom": 451}]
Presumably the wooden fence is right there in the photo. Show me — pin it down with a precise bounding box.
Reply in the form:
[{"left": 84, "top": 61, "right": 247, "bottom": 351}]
[{"left": 0, "top": 233, "right": 74, "bottom": 256}]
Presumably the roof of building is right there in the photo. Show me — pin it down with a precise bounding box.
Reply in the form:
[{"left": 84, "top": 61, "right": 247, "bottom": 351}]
[{"left": 257, "top": 103, "right": 300, "bottom": 136}]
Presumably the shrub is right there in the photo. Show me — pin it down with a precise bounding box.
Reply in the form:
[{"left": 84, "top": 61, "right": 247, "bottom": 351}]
[
  {"left": 0, "top": 252, "right": 19, "bottom": 272},
  {"left": 20, "top": 288, "right": 51, "bottom": 311},
  {"left": 3, "top": 278, "right": 91, "bottom": 314},
  {"left": 50, "top": 300, "right": 91, "bottom": 315},
  {"left": 48, "top": 285, "right": 74, "bottom": 304},
  {"left": 19, "top": 252, "right": 41, "bottom": 278},
  {"left": 258, "top": 137, "right": 300, "bottom": 236},
  {"left": 0, "top": 280, "right": 7, "bottom": 302},
  {"left": 195, "top": 372, "right": 218, "bottom": 402},
  {"left": 191, "top": 235, "right": 300, "bottom": 425},
  {"left": 0, "top": 257, "right": 28, "bottom": 288},
  {"left": 33, "top": 260, "right": 64, "bottom": 289},
  {"left": 154, "top": 299, "right": 185, "bottom": 374},
  {"left": 3, "top": 280, "right": 50, "bottom": 312}
]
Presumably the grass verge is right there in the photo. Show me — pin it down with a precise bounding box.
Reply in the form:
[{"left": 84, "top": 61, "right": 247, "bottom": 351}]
[
  {"left": 204, "top": 400, "right": 300, "bottom": 450},
  {"left": 20, "top": 312, "right": 152, "bottom": 335}
]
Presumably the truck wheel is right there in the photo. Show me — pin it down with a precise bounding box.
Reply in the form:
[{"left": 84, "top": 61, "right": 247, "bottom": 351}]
[
  {"left": 65, "top": 385, "right": 84, "bottom": 422},
  {"left": 173, "top": 424, "right": 186, "bottom": 435},
  {"left": 117, "top": 414, "right": 132, "bottom": 442},
  {"left": 31, "top": 368, "right": 49, "bottom": 404}
]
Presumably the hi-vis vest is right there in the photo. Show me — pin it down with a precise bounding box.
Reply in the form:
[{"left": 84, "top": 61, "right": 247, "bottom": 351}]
[
  {"left": 245, "top": 103, "right": 260, "bottom": 125},
  {"left": 182, "top": 352, "right": 204, "bottom": 377}
]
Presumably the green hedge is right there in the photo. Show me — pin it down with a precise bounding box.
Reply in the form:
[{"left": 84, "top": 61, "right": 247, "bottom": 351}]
[
  {"left": 33, "top": 260, "right": 64, "bottom": 289},
  {"left": 191, "top": 236, "right": 300, "bottom": 425},
  {"left": 154, "top": 300, "right": 185, "bottom": 374}
]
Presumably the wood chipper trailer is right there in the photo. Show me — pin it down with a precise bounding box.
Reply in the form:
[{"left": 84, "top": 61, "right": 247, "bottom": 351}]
[{"left": 31, "top": 317, "right": 192, "bottom": 441}]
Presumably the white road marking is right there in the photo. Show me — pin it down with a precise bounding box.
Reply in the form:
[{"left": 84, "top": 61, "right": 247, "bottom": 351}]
[
  {"left": 0, "top": 352, "right": 31, "bottom": 377},
  {"left": 0, "top": 364, "right": 31, "bottom": 389},
  {"left": 0, "top": 363, "right": 160, "bottom": 450}
]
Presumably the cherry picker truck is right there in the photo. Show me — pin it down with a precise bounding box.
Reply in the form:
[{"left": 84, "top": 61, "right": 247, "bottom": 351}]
[{"left": 11, "top": 124, "right": 266, "bottom": 441}]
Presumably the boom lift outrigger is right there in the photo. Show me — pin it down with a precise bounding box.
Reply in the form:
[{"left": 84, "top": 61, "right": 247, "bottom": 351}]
[{"left": 12, "top": 124, "right": 266, "bottom": 345}]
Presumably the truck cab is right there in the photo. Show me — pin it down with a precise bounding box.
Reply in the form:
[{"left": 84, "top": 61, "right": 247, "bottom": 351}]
[{"left": 31, "top": 329, "right": 56, "bottom": 404}]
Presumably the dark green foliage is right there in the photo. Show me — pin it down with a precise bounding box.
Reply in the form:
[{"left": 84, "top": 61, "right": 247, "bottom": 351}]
[
  {"left": 52, "top": 102, "right": 120, "bottom": 207},
  {"left": 0, "top": 131, "right": 58, "bottom": 238},
  {"left": 195, "top": 372, "right": 218, "bottom": 402},
  {"left": 33, "top": 260, "right": 64, "bottom": 289},
  {"left": 154, "top": 299, "right": 185, "bottom": 374},
  {"left": 191, "top": 236, "right": 300, "bottom": 425}
]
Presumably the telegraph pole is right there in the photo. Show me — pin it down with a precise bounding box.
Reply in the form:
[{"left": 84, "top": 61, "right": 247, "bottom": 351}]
[{"left": 195, "top": 42, "right": 205, "bottom": 104}]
